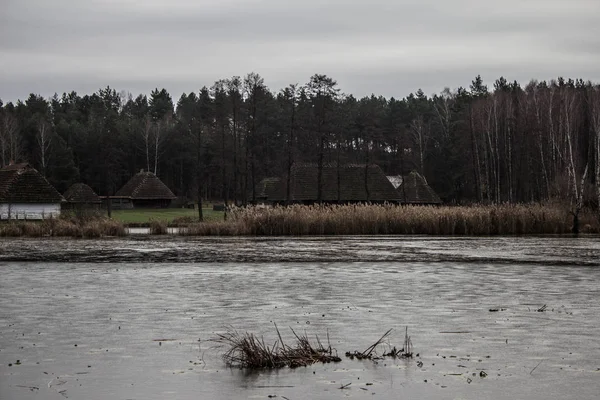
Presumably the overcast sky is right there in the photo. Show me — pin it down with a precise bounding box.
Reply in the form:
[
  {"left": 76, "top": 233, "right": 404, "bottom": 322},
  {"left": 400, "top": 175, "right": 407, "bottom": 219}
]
[{"left": 1, "top": 0, "right": 599, "bottom": 103}]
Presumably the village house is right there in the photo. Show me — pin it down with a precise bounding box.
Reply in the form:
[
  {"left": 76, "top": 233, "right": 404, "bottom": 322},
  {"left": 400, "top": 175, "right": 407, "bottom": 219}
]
[
  {"left": 387, "top": 171, "right": 442, "bottom": 205},
  {"left": 0, "top": 163, "right": 64, "bottom": 219},
  {"left": 255, "top": 163, "right": 401, "bottom": 204},
  {"left": 62, "top": 183, "right": 102, "bottom": 210},
  {"left": 105, "top": 170, "right": 176, "bottom": 209}
]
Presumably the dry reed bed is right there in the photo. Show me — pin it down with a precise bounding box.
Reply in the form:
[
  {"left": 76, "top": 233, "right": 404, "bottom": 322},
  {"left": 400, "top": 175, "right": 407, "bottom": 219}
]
[
  {"left": 181, "top": 204, "right": 599, "bottom": 236},
  {"left": 0, "top": 217, "right": 126, "bottom": 238},
  {"left": 1, "top": 204, "right": 597, "bottom": 237}
]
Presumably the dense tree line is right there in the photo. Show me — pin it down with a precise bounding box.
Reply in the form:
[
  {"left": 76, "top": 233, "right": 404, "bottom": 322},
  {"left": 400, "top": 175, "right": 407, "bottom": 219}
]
[{"left": 1, "top": 74, "right": 599, "bottom": 213}]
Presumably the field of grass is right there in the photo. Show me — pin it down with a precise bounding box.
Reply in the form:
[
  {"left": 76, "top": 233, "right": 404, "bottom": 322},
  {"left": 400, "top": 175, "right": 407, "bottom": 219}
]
[{"left": 110, "top": 208, "right": 224, "bottom": 225}]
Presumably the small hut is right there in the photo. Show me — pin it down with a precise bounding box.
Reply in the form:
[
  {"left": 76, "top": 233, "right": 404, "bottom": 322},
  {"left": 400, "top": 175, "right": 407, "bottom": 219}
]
[
  {"left": 255, "top": 164, "right": 401, "bottom": 204},
  {"left": 0, "top": 163, "right": 64, "bottom": 219},
  {"left": 63, "top": 183, "right": 101, "bottom": 210},
  {"left": 109, "top": 170, "right": 176, "bottom": 209},
  {"left": 388, "top": 171, "right": 442, "bottom": 205}
]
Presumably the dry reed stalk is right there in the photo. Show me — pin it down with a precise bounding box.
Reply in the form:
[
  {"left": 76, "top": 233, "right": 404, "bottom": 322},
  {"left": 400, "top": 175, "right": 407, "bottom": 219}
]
[{"left": 345, "top": 329, "right": 393, "bottom": 360}]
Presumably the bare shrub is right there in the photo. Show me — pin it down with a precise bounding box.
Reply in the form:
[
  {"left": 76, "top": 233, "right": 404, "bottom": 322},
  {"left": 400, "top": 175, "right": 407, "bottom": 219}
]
[
  {"left": 0, "top": 223, "right": 22, "bottom": 237},
  {"left": 149, "top": 219, "right": 168, "bottom": 235},
  {"left": 99, "top": 219, "right": 126, "bottom": 237},
  {"left": 82, "top": 222, "right": 102, "bottom": 238}
]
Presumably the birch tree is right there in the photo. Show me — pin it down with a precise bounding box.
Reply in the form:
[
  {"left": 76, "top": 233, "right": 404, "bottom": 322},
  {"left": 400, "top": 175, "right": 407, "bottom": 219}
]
[
  {"left": 562, "top": 85, "right": 588, "bottom": 233},
  {"left": 36, "top": 118, "right": 52, "bottom": 176},
  {"left": 140, "top": 115, "right": 152, "bottom": 172},
  {"left": 589, "top": 84, "right": 600, "bottom": 215}
]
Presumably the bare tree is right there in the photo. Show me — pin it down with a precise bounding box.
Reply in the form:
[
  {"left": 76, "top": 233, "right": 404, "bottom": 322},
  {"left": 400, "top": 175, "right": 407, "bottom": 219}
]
[
  {"left": 227, "top": 76, "right": 243, "bottom": 205},
  {"left": 243, "top": 72, "right": 266, "bottom": 205},
  {"left": 140, "top": 115, "right": 152, "bottom": 172},
  {"left": 589, "top": 85, "right": 600, "bottom": 215},
  {"left": 433, "top": 88, "right": 453, "bottom": 140},
  {"left": 0, "top": 110, "right": 21, "bottom": 166},
  {"left": 562, "top": 86, "right": 588, "bottom": 233},
  {"left": 281, "top": 84, "right": 299, "bottom": 205},
  {"left": 153, "top": 115, "right": 171, "bottom": 175},
  {"left": 36, "top": 118, "right": 52, "bottom": 176},
  {"left": 410, "top": 114, "right": 428, "bottom": 175}
]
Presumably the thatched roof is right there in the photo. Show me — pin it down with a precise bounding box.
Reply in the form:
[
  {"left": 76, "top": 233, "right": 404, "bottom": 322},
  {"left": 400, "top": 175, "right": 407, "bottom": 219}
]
[
  {"left": 0, "top": 163, "right": 64, "bottom": 203},
  {"left": 392, "top": 171, "right": 442, "bottom": 204},
  {"left": 63, "top": 183, "right": 101, "bottom": 204},
  {"left": 115, "top": 170, "right": 176, "bottom": 200},
  {"left": 257, "top": 164, "right": 400, "bottom": 203}
]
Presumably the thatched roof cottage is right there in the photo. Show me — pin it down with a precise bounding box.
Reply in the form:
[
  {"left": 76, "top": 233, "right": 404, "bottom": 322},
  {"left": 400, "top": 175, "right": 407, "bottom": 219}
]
[
  {"left": 0, "top": 163, "right": 64, "bottom": 219},
  {"left": 63, "top": 183, "right": 101, "bottom": 209},
  {"left": 387, "top": 171, "right": 442, "bottom": 205},
  {"left": 109, "top": 170, "right": 176, "bottom": 209},
  {"left": 256, "top": 164, "right": 401, "bottom": 204}
]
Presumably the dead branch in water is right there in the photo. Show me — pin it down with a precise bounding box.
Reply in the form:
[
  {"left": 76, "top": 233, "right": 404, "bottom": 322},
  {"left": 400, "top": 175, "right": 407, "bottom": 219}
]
[{"left": 346, "top": 327, "right": 414, "bottom": 360}]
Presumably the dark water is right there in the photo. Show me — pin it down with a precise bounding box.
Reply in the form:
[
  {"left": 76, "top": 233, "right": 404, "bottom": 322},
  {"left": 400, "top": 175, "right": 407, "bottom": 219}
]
[{"left": 1, "top": 236, "right": 600, "bottom": 399}]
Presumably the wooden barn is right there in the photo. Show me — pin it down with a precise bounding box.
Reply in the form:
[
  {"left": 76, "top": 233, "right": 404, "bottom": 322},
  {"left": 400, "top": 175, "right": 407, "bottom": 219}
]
[
  {"left": 108, "top": 170, "right": 176, "bottom": 209},
  {"left": 63, "top": 183, "right": 101, "bottom": 210},
  {"left": 0, "top": 163, "right": 64, "bottom": 219},
  {"left": 387, "top": 171, "right": 442, "bottom": 205},
  {"left": 255, "top": 163, "right": 401, "bottom": 204}
]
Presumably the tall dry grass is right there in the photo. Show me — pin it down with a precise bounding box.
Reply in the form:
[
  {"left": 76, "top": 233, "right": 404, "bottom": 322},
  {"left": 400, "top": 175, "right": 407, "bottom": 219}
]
[
  {"left": 198, "top": 203, "right": 598, "bottom": 236},
  {"left": 179, "top": 220, "right": 248, "bottom": 236},
  {"left": 0, "top": 215, "right": 126, "bottom": 238},
  {"left": 149, "top": 219, "right": 168, "bottom": 235}
]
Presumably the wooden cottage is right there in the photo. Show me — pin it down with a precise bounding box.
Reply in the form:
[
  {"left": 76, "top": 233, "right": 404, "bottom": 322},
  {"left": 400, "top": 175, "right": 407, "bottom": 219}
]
[
  {"left": 0, "top": 163, "right": 64, "bottom": 219},
  {"left": 387, "top": 171, "right": 442, "bottom": 205},
  {"left": 63, "top": 183, "right": 101, "bottom": 210},
  {"left": 256, "top": 164, "right": 401, "bottom": 204},
  {"left": 108, "top": 170, "right": 176, "bottom": 209}
]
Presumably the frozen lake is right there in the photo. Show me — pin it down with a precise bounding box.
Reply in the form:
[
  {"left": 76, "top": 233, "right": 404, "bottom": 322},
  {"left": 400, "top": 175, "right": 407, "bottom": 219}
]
[{"left": 1, "top": 236, "right": 600, "bottom": 399}]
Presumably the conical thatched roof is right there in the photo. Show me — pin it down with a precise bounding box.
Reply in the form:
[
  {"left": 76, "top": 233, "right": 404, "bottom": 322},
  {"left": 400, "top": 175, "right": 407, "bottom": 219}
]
[
  {"left": 63, "top": 183, "right": 101, "bottom": 204},
  {"left": 256, "top": 164, "right": 400, "bottom": 203},
  {"left": 0, "top": 163, "right": 64, "bottom": 203},
  {"left": 394, "top": 171, "right": 442, "bottom": 204},
  {"left": 115, "top": 170, "right": 176, "bottom": 200}
]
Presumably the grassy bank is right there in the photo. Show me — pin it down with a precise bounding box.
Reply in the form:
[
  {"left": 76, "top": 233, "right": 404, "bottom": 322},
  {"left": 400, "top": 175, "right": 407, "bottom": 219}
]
[
  {"left": 110, "top": 208, "right": 223, "bottom": 225},
  {"left": 180, "top": 203, "right": 599, "bottom": 236}
]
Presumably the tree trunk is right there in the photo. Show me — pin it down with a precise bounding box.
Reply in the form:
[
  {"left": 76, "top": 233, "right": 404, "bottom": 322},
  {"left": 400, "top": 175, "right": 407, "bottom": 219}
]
[
  {"left": 469, "top": 104, "right": 482, "bottom": 202},
  {"left": 196, "top": 125, "right": 204, "bottom": 222},
  {"left": 286, "top": 98, "right": 295, "bottom": 205}
]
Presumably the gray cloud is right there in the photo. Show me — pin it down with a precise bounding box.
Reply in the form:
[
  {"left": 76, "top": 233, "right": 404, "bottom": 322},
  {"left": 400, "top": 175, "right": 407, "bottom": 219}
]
[{"left": 1, "top": 0, "right": 599, "bottom": 103}]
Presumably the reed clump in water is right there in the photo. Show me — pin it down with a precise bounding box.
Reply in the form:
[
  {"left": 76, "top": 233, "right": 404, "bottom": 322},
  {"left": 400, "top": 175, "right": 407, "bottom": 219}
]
[
  {"left": 345, "top": 328, "right": 413, "bottom": 360},
  {"left": 214, "top": 325, "right": 341, "bottom": 369}
]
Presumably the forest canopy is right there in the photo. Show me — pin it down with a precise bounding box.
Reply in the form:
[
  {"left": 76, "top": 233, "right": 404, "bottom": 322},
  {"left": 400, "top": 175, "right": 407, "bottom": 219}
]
[{"left": 1, "top": 73, "right": 599, "bottom": 208}]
